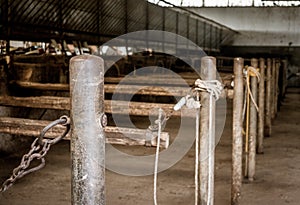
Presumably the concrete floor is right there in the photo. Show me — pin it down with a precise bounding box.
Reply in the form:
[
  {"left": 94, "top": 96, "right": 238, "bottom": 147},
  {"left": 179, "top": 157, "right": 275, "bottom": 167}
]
[{"left": 0, "top": 88, "right": 299, "bottom": 205}]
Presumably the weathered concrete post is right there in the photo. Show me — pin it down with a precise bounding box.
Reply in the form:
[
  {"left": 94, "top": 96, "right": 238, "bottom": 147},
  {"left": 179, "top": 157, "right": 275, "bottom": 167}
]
[
  {"left": 248, "top": 58, "right": 258, "bottom": 181},
  {"left": 271, "top": 58, "right": 276, "bottom": 120},
  {"left": 70, "top": 55, "right": 106, "bottom": 205},
  {"left": 199, "top": 56, "right": 216, "bottom": 205},
  {"left": 265, "top": 58, "right": 272, "bottom": 137},
  {"left": 257, "top": 58, "right": 265, "bottom": 154},
  {"left": 231, "top": 57, "right": 244, "bottom": 205}
]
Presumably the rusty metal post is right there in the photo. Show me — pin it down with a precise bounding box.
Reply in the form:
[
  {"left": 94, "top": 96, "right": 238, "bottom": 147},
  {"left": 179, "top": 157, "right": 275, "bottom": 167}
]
[
  {"left": 257, "top": 58, "right": 265, "bottom": 154},
  {"left": 265, "top": 58, "right": 272, "bottom": 137},
  {"left": 199, "top": 56, "right": 216, "bottom": 205},
  {"left": 271, "top": 58, "right": 276, "bottom": 120},
  {"left": 248, "top": 58, "right": 258, "bottom": 181},
  {"left": 231, "top": 57, "right": 244, "bottom": 205},
  {"left": 70, "top": 55, "right": 105, "bottom": 205}
]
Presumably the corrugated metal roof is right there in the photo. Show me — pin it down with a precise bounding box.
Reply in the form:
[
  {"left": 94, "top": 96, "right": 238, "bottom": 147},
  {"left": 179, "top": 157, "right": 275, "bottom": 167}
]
[{"left": 0, "top": 0, "right": 237, "bottom": 51}]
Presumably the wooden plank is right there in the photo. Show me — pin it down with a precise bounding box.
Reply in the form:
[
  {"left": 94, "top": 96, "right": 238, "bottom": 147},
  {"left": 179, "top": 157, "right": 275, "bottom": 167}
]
[
  {"left": 12, "top": 81, "right": 190, "bottom": 96},
  {"left": 0, "top": 117, "right": 169, "bottom": 148},
  {"left": 105, "top": 75, "right": 232, "bottom": 87},
  {"left": 0, "top": 96, "right": 198, "bottom": 117},
  {"left": 11, "top": 81, "right": 233, "bottom": 99},
  {"left": 12, "top": 81, "right": 69, "bottom": 91}
]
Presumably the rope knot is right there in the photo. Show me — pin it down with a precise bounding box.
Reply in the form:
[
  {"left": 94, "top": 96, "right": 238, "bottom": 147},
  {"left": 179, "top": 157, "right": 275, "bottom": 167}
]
[{"left": 194, "top": 79, "right": 223, "bottom": 100}]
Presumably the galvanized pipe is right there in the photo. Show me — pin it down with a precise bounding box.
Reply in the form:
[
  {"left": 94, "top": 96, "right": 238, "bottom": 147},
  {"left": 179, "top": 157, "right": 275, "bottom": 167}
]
[
  {"left": 257, "top": 58, "right": 265, "bottom": 154},
  {"left": 231, "top": 57, "right": 244, "bottom": 205},
  {"left": 248, "top": 58, "right": 258, "bottom": 181},
  {"left": 70, "top": 55, "right": 105, "bottom": 205},
  {"left": 265, "top": 58, "right": 272, "bottom": 137},
  {"left": 199, "top": 56, "right": 216, "bottom": 205}
]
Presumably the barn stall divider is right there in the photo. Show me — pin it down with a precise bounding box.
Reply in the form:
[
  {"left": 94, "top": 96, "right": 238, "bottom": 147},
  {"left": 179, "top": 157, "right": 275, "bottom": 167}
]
[{"left": 0, "top": 54, "right": 286, "bottom": 205}]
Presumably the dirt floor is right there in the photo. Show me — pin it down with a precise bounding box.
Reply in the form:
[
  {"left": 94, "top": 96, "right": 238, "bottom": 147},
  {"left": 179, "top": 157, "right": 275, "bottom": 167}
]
[{"left": 0, "top": 88, "right": 299, "bottom": 205}]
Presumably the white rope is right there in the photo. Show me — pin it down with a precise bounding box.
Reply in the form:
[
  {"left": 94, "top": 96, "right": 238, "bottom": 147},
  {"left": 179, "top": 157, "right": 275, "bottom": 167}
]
[
  {"left": 194, "top": 79, "right": 223, "bottom": 100},
  {"left": 245, "top": 66, "right": 260, "bottom": 112},
  {"left": 154, "top": 108, "right": 163, "bottom": 205}
]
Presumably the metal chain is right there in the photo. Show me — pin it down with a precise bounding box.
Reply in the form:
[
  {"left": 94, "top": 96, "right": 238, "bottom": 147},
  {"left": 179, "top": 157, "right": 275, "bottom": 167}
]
[{"left": 0, "top": 115, "right": 70, "bottom": 193}]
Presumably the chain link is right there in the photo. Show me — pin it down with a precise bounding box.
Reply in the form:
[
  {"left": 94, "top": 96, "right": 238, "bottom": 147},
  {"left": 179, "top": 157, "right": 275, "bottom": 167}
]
[{"left": 0, "top": 115, "right": 70, "bottom": 193}]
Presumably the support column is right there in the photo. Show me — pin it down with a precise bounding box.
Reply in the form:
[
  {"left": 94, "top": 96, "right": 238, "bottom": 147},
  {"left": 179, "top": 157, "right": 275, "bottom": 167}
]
[
  {"left": 265, "top": 58, "right": 272, "bottom": 137},
  {"left": 70, "top": 55, "right": 105, "bottom": 205},
  {"left": 248, "top": 58, "right": 258, "bottom": 181},
  {"left": 231, "top": 57, "right": 244, "bottom": 205},
  {"left": 199, "top": 56, "right": 216, "bottom": 205},
  {"left": 257, "top": 58, "right": 265, "bottom": 154}
]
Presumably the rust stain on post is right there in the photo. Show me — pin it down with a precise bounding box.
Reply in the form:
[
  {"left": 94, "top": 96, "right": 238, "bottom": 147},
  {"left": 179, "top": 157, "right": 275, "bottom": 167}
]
[
  {"left": 257, "top": 58, "right": 265, "bottom": 154},
  {"left": 231, "top": 57, "right": 244, "bottom": 205},
  {"left": 70, "top": 55, "right": 105, "bottom": 205}
]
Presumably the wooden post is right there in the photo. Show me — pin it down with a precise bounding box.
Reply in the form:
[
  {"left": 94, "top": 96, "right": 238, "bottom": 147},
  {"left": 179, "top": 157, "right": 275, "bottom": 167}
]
[
  {"left": 231, "top": 57, "right": 244, "bottom": 205},
  {"left": 265, "top": 58, "right": 272, "bottom": 137},
  {"left": 281, "top": 59, "right": 288, "bottom": 99},
  {"left": 271, "top": 58, "right": 276, "bottom": 120},
  {"left": 257, "top": 58, "right": 265, "bottom": 154},
  {"left": 199, "top": 56, "right": 216, "bottom": 205},
  {"left": 274, "top": 60, "right": 280, "bottom": 116},
  {"left": 248, "top": 58, "right": 258, "bottom": 181},
  {"left": 70, "top": 55, "right": 105, "bottom": 205}
]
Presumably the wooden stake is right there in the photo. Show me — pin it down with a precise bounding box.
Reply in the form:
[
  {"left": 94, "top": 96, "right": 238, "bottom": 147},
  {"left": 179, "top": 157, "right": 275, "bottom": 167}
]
[
  {"left": 248, "top": 59, "right": 258, "bottom": 181},
  {"left": 231, "top": 57, "right": 244, "bottom": 205},
  {"left": 257, "top": 58, "right": 265, "bottom": 154},
  {"left": 271, "top": 58, "right": 276, "bottom": 120},
  {"left": 265, "top": 59, "right": 272, "bottom": 137}
]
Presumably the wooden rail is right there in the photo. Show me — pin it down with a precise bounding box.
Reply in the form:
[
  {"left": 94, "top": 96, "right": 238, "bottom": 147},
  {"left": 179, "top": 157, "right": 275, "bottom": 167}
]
[
  {"left": 0, "top": 117, "right": 169, "bottom": 148},
  {"left": 0, "top": 96, "right": 199, "bottom": 117}
]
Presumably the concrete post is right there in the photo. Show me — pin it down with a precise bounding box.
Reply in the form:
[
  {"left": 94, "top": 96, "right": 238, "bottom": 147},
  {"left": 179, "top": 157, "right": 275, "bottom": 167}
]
[
  {"left": 199, "top": 56, "right": 216, "bottom": 205},
  {"left": 265, "top": 58, "right": 272, "bottom": 137},
  {"left": 248, "top": 58, "right": 258, "bottom": 181},
  {"left": 231, "top": 57, "right": 244, "bottom": 205},
  {"left": 257, "top": 58, "right": 265, "bottom": 154},
  {"left": 70, "top": 55, "right": 106, "bottom": 205}
]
